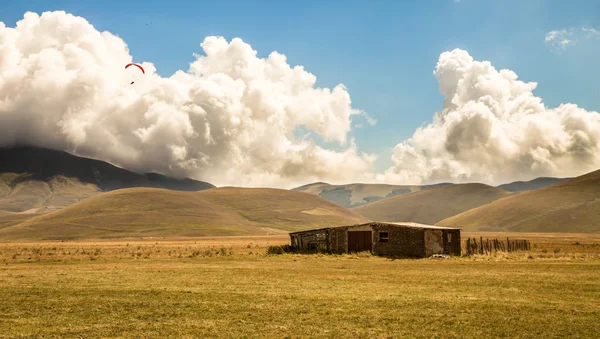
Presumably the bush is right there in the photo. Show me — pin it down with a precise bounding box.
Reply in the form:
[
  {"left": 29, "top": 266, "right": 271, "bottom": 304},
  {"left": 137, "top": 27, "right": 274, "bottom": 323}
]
[
  {"left": 281, "top": 245, "right": 296, "bottom": 253},
  {"left": 267, "top": 245, "right": 285, "bottom": 255},
  {"left": 267, "top": 244, "right": 330, "bottom": 255},
  {"left": 316, "top": 244, "right": 328, "bottom": 254}
]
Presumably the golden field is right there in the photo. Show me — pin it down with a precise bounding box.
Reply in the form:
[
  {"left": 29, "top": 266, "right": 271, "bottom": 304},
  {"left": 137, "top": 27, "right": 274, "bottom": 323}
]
[{"left": 1, "top": 232, "right": 599, "bottom": 338}]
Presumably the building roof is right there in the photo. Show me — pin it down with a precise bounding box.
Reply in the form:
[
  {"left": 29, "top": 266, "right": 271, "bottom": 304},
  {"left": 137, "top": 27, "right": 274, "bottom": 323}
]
[
  {"left": 378, "top": 222, "right": 461, "bottom": 230},
  {"left": 289, "top": 221, "right": 460, "bottom": 235}
]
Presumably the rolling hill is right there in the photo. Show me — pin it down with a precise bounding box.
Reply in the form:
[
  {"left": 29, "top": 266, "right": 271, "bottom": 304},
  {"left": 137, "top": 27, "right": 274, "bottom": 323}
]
[
  {"left": 0, "top": 146, "right": 214, "bottom": 212},
  {"left": 292, "top": 182, "right": 453, "bottom": 208},
  {"left": 0, "top": 187, "right": 370, "bottom": 240},
  {"left": 437, "top": 169, "right": 600, "bottom": 233},
  {"left": 352, "top": 183, "right": 512, "bottom": 224},
  {"left": 497, "top": 176, "right": 572, "bottom": 192}
]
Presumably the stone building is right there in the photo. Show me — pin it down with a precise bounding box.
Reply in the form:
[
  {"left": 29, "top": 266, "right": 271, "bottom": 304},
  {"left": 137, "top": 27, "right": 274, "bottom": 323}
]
[{"left": 289, "top": 222, "right": 461, "bottom": 257}]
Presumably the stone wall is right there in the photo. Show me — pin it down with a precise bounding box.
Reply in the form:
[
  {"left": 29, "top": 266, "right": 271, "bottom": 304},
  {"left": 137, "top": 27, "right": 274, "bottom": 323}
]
[
  {"left": 371, "top": 223, "right": 426, "bottom": 257},
  {"left": 327, "top": 226, "right": 348, "bottom": 254},
  {"left": 292, "top": 222, "right": 462, "bottom": 257}
]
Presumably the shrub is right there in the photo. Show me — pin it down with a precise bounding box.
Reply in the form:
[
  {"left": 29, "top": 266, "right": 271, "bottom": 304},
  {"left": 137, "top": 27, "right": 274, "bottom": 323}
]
[
  {"left": 267, "top": 245, "right": 285, "bottom": 255},
  {"left": 316, "top": 244, "right": 328, "bottom": 254}
]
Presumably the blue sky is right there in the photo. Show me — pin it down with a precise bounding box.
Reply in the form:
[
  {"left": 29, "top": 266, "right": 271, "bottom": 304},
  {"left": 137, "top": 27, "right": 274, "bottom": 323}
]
[{"left": 2, "top": 0, "right": 599, "bottom": 172}]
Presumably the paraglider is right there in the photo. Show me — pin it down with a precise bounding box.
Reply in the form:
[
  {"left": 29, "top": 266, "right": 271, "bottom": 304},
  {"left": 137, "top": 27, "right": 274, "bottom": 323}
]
[
  {"left": 125, "top": 63, "right": 145, "bottom": 74},
  {"left": 125, "top": 63, "right": 145, "bottom": 84}
]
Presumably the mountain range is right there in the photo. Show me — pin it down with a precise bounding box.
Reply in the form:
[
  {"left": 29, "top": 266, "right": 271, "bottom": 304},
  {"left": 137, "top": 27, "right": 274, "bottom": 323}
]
[
  {"left": 0, "top": 146, "right": 214, "bottom": 213},
  {"left": 1, "top": 145, "right": 599, "bottom": 239},
  {"left": 437, "top": 169, "right": 600, "bottom": 233}
]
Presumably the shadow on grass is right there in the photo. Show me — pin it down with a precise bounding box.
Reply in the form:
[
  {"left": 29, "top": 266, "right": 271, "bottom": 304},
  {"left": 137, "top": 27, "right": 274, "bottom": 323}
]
[{"left": 266, "top": 244, "right": 435, "bottom": 260}]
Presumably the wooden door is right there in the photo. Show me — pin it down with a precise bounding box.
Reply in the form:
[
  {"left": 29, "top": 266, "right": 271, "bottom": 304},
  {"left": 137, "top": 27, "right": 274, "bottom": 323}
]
[{"left": 348, "top": 231, "right": 372, "bottom": 253}]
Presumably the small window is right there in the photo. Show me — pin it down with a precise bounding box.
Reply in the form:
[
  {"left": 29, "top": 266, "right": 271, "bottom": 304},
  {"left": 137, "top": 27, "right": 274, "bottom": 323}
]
[
  {"left": 447, "top": 233, "right": 452, "bottom": 242},
  {"left": 379, "top": 231, "right": 389, "bottom": 243}
]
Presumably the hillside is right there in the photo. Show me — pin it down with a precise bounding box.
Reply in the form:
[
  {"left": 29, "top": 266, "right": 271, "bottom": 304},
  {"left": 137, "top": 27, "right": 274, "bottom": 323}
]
[
  {"left": 438, "top": 169, "right": 600, "bottom": 233},
  {"left": 0, "top": 146, "right": 214, "bottom": 212},
  {"left": 0, "top": 187, "right": 370, "bottom": 240},
  {"left": 353, "top": 183, "right": 512, "bottom": 224},
  {"left": 497, "top": 177, "right": 571, "bottom": 192},
  {"left": 292, "top": 182, "right": 453, "bottom": 208}
]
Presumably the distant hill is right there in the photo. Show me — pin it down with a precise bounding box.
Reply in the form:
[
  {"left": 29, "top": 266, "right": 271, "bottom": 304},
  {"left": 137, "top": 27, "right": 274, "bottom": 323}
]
[
  {"left": 437, "top": 169, "right": 600, "bottom": 233},
  {"left": 292, "top": 182, "right": 453, "bottom": 208},
  {"left": 0, "top": 146, "right": 214, "bottom": 212},
  {"left": 497, "top": 177, "right": 572, "bottom": 192},
  {"left": 0, "top": 187, "right": 370, "bottom": 240},
  {"left": 352, "top": 183, "right": 512, "bottom": 224}
]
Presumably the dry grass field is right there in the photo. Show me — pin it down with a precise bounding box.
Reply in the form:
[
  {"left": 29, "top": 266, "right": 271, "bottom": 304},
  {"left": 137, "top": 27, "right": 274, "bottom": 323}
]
[{"left": 1, "top": 232, "right": 599, "bottom": 338}]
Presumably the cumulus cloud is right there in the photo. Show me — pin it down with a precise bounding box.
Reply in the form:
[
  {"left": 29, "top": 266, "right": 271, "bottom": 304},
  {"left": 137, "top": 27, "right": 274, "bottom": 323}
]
[
  {"left": 0, "top": 11, "right": 376, "bottom": 188},
  {"left": 380, "top": 49, "right": 600, "bottom": 185},
  {"left": 2, "top": 11, "right": 599, "bottom": 189},
  {"left": 545, "top": 27, "right": 600, "bottom": 51}
]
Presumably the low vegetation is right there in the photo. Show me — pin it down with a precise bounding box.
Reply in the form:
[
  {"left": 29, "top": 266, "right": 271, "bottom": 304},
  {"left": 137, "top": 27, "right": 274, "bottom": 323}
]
[{"left": 0, "top": 233, "right": 599, "bottom": 337}]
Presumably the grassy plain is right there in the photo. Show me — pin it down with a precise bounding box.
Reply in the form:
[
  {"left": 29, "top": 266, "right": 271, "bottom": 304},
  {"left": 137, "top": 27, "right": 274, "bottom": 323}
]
[{"left": 0, "top": 232, "right": 599, "bottom": 338}]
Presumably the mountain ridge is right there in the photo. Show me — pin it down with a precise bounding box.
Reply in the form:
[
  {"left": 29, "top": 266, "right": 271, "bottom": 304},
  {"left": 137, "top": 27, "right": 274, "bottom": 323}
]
[
  {"left": 352, "top": 183, "right": 512, "bottom": 224},
  {"left": 0, "top": 146, "right": 214, "bottom": 212},
  {"left": 0, "top": 186, "right": 370, "bottom": 240},
  {"left": 437, "top": 169, "right": 600, "bottom": 233}
]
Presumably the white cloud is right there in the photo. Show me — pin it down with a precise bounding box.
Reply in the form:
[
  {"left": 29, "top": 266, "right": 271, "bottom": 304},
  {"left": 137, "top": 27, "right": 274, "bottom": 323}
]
[
  {"left": 379, "top": 48, "right": 600, "bottom": 185},
  {"left": 2, "top": 11, "right": 599, "bottom": 189},
  {"left": 545, "top": 27, "right": 600, "bottom": 51},
  {"left": 0, "top": 11, "right": 376, "bottom": 188}
]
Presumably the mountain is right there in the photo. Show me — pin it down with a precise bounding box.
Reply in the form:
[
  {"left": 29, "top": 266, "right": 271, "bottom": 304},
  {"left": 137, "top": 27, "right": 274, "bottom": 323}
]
[
  {"left": 437, "top": 169, "right": 600, "bottom": 233},
  {"left": 292, "top": 182, "right": 453, "bottom": 208},
  {"left": 352, "top": 183, "right": 512, "bottom": 225},
  {"left": 0, "top": 187, "right": 370, "bottom": 240},
  {"left": 0, "top": 146, "right": 214, "bottom": 212},
  {"left": 497, "top": 177, "right": 572, "bottom": 192}
]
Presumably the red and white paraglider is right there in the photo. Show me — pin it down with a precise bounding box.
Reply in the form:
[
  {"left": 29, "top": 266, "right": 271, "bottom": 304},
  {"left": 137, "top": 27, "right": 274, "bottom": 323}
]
[{"left": 125, "top": 63, "right": 145, "bottom": 84}]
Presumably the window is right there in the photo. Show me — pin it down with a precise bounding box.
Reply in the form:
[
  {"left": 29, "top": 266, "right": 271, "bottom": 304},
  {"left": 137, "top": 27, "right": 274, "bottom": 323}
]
[
  {"left": 447, "top": 233, "right": 452, "bottom": 242},
  {"left": 379, "top": 231, "right": 389, "bottom": 243}
]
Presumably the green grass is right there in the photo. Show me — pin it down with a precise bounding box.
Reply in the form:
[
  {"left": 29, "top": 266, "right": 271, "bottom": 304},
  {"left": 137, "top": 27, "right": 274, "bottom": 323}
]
[{"left": 0, "top": 234, "right": 599, "bottom": 338}]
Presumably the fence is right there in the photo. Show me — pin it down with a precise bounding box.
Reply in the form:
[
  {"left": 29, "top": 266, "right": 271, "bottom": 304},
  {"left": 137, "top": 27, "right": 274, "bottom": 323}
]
[{"left": 465, "top": 237, "right": 531, "bottom": 256}]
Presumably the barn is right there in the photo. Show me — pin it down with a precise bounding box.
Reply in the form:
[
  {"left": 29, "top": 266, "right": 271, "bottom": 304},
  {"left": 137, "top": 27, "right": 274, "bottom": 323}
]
[{"left": 289, "top": 222, "right": 461, "bottom": 257}]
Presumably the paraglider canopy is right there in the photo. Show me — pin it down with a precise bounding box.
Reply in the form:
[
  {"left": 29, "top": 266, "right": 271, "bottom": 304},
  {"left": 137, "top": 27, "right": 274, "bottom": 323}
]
[
  {"left": 125, "top": 63, "right": 145, "bottom": 74},
  {"left": 125, "top": 63, "right": 144, "bottom": 85}
]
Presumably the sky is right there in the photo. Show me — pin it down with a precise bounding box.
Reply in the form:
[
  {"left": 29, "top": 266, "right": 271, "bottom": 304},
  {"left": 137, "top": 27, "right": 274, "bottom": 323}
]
[{"left": 0, "top": 0, "right": 599, "bottom": 188}]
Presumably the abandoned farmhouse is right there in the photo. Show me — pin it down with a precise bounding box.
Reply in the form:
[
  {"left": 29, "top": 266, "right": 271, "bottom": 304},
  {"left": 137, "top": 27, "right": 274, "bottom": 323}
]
[{"left": 289, "top": 222, "right": 461, "bottom": 257}]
